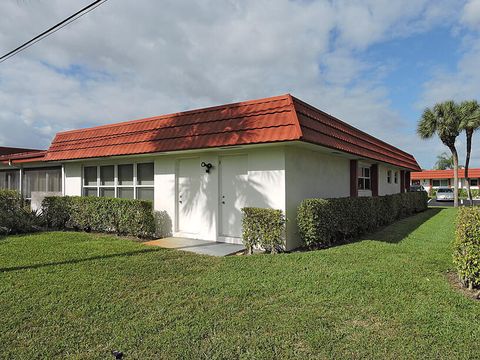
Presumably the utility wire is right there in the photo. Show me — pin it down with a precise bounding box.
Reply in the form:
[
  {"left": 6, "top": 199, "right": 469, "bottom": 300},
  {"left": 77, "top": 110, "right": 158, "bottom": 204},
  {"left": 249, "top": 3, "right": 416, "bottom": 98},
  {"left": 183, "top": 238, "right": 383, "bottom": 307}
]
[{"left": 0, "top": 0, "right": 109, "bottom": 64}]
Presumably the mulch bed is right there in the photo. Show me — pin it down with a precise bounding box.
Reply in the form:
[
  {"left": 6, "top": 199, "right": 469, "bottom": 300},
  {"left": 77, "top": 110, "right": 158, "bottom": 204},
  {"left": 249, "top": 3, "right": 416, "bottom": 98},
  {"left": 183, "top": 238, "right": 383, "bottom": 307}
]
[{"left": 446, "top": 271, "right": 480, "bottom": 302}]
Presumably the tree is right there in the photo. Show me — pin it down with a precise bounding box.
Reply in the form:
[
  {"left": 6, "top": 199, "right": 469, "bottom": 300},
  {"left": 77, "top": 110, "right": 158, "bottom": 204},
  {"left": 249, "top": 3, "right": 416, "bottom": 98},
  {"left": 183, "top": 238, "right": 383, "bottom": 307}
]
[
  {"left": 460, "top": 100, "right": 480, "bottom": 204},
  {"left": 434, "top": 152, "right": 454, "bottom": 170},
  {"left": 418, "top": 101, "right": 462, "bottom": 207}
]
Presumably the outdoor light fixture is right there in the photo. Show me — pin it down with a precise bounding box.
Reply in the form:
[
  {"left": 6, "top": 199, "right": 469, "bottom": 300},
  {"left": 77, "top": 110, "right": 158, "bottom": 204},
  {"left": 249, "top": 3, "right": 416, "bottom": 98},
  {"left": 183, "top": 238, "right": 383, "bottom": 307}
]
[{"left": 201, "top": 162, "right": 213, "bottom": 173}]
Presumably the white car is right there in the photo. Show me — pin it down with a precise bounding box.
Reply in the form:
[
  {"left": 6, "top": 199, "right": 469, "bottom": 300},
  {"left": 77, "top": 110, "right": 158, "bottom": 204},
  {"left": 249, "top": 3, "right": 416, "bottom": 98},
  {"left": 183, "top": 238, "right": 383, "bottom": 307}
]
[{"left": 436, "top": 187, "right": 454, "bottom": 201}]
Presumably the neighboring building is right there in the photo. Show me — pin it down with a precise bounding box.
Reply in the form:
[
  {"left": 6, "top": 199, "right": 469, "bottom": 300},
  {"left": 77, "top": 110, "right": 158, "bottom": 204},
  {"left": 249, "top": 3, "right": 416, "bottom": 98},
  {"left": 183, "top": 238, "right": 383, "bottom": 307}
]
[
  {"left": 0, "top": 146, "right": 44, "bottom": 156},
  {"left": 411, "top": 169, "right": 480, "bottom": 192},
  {"left": 0, "top": 94, "right": 420, "bottom": 250}
]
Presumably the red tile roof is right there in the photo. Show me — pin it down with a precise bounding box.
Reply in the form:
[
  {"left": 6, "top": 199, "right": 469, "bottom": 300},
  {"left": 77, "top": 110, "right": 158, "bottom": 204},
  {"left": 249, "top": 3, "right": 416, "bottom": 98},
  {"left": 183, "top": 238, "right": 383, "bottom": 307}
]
[
  {"left": 411, "top": 169, "right": 480, "bottom": 180},
  {"left": 0, "top": 150, "right": 47, "bottom": 165},
  {"left": 0, "top": 146, "right": 43, "bottom": 156},
  {"left": 42, "top": 94, "right": 419, "bottom": 170},
  {"left": 292, "top": 97, "right": 420, "bottom": 170}
]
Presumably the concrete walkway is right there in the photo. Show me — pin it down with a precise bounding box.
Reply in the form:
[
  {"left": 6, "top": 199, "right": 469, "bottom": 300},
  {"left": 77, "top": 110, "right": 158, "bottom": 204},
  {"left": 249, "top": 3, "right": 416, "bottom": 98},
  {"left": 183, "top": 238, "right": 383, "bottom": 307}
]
[{"left": 144, "top": 237, "right": 245, "bottom": 256}]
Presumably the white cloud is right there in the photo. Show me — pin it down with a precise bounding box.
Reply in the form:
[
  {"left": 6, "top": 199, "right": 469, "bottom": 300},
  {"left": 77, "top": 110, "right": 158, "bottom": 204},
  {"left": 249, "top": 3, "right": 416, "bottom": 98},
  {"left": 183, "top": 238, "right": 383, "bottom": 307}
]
[
  {"left": 461, "top": 0, "right": 480, "bottom": 29},
  {"left": 0, "top": 0, "right": 467, "bottom": 169}
]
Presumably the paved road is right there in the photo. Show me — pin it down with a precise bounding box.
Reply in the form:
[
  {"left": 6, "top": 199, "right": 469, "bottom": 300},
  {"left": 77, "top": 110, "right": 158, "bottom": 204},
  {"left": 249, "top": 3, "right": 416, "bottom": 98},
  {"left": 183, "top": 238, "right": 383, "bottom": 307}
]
[{"left": 428, "top": 198, "right": 480, "bottom": 207}]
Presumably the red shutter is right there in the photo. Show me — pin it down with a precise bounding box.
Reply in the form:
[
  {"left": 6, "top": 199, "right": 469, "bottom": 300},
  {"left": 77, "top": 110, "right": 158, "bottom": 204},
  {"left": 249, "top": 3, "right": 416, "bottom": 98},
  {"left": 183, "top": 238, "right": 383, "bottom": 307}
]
[
  {"left": 400, "top": 170, "right": 405, "bottom": 193},
  {"left": 405, "top": 171, "right": 411, "bottom": 191},
  {"left": 371, "top": 164, "right": 379, "bottom": 196},
  {"left": 350, "top": 160, "right": 358, "bottom": 197}
]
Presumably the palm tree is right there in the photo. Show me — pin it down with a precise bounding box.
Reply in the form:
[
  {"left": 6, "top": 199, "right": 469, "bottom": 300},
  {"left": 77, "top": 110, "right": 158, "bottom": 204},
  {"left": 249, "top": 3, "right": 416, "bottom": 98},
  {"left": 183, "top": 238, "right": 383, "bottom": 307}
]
[
  {"left": 434, "top": 152, "right": 454, "bottom": 170},
  {"left": 460, "top": 100, "right": 480, "bottom": 204},
  {"left": 418, "top": 101, "right": 462, "bottom": 207}
]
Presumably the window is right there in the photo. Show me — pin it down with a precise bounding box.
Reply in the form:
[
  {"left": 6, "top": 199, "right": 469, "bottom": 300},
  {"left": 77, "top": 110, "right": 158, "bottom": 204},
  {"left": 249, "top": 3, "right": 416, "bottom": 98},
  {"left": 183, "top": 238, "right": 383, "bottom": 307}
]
[
  {"left": 100, "top": 165, "right": 114, "bottom": 186},
  {"left": 0, "top": 170, "right": 20, "bottom": 191},
  {"left": 394, "top": 171, "right": 398, "bottom": 184},
  {"left": 137, "top": 163, "right": 154, "bottom": 185},
  {"left": 136, "top": 163, "right": 154, "bottom": 202},
  {"left": 84, "top": 188, "right": 98, "bottom": 197},
  {"left": 99, "top": 165, "right": 114, "bottom": 198},
  {"left": 117, "top": 164, "right": 134, "bottom": 199},
  {"left": 470, "top": 179, "right": 478, "bottom": 187},
  {"left": 46, "top": 169, "right": 61, "bottom": 192},
  {"left": 387, "top": 170, "right": 392, "bottom": 183},
  {"left": 432, "top": 179, "right": 448, "bottom": 187},
  {"left": 82, "top": 163, "right": 154, "bottom": 203},
  {"left": 23, "top": 167, "right": 62, "bottom": 199},
  {"left": 83, "top": 166, "right": 98, "bottom": 196},
  {"left": 137, "top": 187, "right": 154, "bottom": 202},
  {"left": 118, "top": 164, "right": 133, "bottom": 185},
  {"left": 438, "top": 188, "right": 453, "bottom": 193},
  {"left": 358, "top": 166, "right": 371, "bottom": 190}
]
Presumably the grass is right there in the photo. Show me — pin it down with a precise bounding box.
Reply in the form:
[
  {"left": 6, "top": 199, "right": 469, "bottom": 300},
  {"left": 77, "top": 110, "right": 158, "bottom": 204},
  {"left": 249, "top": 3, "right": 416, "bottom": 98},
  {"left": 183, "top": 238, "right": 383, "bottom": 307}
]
[{"left": 0, "top": 208, "right": 479, "bottom": 359}]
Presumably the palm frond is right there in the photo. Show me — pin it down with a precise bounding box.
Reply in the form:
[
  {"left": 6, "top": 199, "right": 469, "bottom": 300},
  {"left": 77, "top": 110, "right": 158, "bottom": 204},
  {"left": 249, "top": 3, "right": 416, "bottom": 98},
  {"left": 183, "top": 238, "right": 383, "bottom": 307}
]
[{"left": 417, "top": 107, "right": 436, "bottom": 139}]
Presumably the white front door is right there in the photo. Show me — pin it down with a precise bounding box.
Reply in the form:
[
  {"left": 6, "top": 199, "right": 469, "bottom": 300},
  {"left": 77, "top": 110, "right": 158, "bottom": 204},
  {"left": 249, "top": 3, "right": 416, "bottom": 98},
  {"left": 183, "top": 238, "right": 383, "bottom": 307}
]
[
  {"left": 220, "top": 154, "right": 248, "bottom": 239},
  {"left": 177, "top": 157, "right": 201, "bottom": 235}
]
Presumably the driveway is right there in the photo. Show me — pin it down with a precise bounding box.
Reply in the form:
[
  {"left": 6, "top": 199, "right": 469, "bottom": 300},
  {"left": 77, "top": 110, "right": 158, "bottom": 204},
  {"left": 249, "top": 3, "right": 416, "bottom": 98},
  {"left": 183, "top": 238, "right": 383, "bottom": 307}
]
[{"left": 428, "top": 198, "right": 480, "bottom": 207}]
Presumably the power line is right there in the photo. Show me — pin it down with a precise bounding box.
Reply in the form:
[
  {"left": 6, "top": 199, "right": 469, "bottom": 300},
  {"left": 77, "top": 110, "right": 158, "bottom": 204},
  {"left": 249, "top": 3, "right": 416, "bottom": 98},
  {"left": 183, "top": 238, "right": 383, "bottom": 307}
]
[{"left": 0, "top": 0, "right": 109, "bottom": 64}]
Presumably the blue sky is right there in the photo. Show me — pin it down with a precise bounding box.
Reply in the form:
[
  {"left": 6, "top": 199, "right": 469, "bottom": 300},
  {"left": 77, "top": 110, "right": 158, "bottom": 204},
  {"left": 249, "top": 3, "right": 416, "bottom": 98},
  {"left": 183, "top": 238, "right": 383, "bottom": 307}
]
[{"left": 1, "top": 0, "right": 480, "bottom": 169}]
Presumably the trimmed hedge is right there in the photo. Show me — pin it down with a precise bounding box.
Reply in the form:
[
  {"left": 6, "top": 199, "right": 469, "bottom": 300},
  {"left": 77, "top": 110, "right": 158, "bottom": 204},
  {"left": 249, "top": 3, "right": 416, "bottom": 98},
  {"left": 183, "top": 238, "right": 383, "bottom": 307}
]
[
  {"left": 0, "top": 190, "right": 42, "bottom": 235},
  {"left": 297, "top": 191, "right": 428, "bottom": 248},
  {"left": 454, "top": 207, "right": 480, "bottom": 290},
  {"left": 42, "top": 196, "right": 155, "bottom": 238},
  {"left": 242, "top": 207, "right": 286, "bottom": 254}
]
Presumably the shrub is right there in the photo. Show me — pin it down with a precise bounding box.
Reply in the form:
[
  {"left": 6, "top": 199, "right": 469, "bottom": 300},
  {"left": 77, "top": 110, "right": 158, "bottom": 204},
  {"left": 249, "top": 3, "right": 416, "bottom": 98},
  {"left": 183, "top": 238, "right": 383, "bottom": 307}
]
[
  {"left": 297, "top": 191, "right": 428, "bottom": 248},
  {"left": 242, "top": 207, "right": 286, "bottom": 254},
  {"left": 42, "top": 196, "right": 155, "bottom": 238},
  {"left": 0, "top": 190, "right": 43, "bottom": 235},
  {"left": 458, "top": 188, "right": 480, "bottom": 199},
  {"left": 454, "top": 207, "right": 480, "bottom": 290},
  {"left": 154, "top": 210, "right": 173, "bottom": 238}
]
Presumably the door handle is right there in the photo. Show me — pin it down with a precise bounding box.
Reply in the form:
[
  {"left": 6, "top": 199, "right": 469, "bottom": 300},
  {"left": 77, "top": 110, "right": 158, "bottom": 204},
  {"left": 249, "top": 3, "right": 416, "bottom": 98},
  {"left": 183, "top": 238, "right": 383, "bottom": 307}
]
[{"left": 222, "top": 201, "right": 225, "bottom": 204}]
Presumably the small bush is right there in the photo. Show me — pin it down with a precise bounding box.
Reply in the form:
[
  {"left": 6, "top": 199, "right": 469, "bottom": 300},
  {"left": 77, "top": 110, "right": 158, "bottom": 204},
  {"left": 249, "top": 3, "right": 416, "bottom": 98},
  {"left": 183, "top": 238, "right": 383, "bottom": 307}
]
[
  {"left": 242, "top": 207, "right": 286, "bottom": 254},
  {"left": 154, "top": 210, "right": 173, "bottom": 238},
  {"left": 297, "top": 192, "right": 428, "bottom": 248},
  {"left": 42, "top": 196, "right": 155, "bottom": 238},
  {"left": 0, "top": 190, "right": 43, "bottom": 235},
  {"left": 458, "top": 188, "right": 480, "bottom": 199},
  {"left": 454, "top": 207, "right": 480, "bottom": 290}
]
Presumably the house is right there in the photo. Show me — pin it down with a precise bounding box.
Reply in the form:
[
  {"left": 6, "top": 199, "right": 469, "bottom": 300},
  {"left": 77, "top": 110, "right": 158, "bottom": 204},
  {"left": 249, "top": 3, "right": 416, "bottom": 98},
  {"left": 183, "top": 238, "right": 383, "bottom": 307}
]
[
  {"left": 0, "top": 94, "right": 420, "bottom": 250},
  {"left": 411, "top": 169, "right": 480, "bottom": 192}
]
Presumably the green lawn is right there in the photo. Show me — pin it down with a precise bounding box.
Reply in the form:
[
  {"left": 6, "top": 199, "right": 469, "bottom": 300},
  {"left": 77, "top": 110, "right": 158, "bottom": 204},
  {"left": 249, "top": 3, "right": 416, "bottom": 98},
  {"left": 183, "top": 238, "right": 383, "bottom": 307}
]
[{"left": 0, "top": 208, "right": 479, "bottom": 359}]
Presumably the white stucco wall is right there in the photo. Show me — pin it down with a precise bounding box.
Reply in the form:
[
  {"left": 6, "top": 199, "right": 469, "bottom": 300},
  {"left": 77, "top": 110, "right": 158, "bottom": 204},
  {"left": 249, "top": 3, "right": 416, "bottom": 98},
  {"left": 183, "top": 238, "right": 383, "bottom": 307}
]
[
  {"left": 378, "top": 164, "right": 401, "bottom": 196},
  {"left": 284, "top": 146, "right": 350, "bottom": 250},
  {"left": 60, "top": 144, "right": 411, "bottom": 251},
  {"left": 154, "top": 147, "right": 286, "bottom": 243},
  {"left": 64, "top": 163, "right": 82, "bottom": 196},
  {"left": 61, "top": 146, "right": 286, "bottom": 245}
]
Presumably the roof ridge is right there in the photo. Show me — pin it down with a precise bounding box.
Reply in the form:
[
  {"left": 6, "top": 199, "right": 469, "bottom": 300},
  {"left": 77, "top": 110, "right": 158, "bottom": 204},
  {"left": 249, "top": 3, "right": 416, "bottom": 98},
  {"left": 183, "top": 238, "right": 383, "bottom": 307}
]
[{"left": 286, "top": 94, "right": 303, "bottom": 140}]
